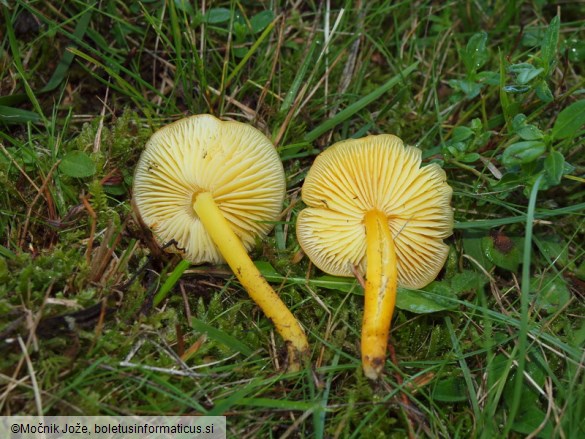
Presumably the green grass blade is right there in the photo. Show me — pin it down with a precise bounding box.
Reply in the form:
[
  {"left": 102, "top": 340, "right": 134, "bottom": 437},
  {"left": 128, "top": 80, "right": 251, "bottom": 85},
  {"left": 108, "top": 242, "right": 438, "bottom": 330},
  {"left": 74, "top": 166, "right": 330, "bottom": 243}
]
[
  {"left": 0, "top": 105, "right": 41, "bottom": 124},
  {"left": 40, "top": 6, "right": 94, "bottom": 93},
  {"left": 255, "top": 261, "right": 359, "bottom": 293},
  {"left": 503, "top": 174, "right": 543, "bottom": 436},
  {"left": 304, "top": 61, "right": 418, "bottom": 142},
  {"left": 313, "top": 353, "right": 339, "bottom": 439},
  {"left": 3, "top": 7, "right": 46, "bottom": 125},
  {"left": 190, "top": 317, "right": 255, "bottom": 357},
  {"left": 454, "top": 201, "right": 585, "bottom": 229},
  {"left": 279, "top": 38, "right": 320, "bottom": 113},
  {"left": 66, "top": 46, "right": 159, "bottom": 116},
  {"left": 239, "top": 398, "right": 314, "bottom": 410},
  {"left": 152, "top": 259, "right": 191, "bottom": 307},
  {"left": 207, "top": 380, "right": 261, "bottom": 416},
  {"left": 223, "top": 16, "right": 277, "bottom": 90},
  {"left": 445, "top": 317, "right": 481, "bottom": 419}
]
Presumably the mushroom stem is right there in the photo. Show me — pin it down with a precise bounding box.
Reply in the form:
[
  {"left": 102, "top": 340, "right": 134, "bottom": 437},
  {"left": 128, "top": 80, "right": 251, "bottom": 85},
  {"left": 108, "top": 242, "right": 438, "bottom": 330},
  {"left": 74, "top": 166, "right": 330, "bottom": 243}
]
[
  {"left": 362, "top": 210, "right": 398, "bottom": 380},
  {"left": 192, "top": 191, "right": 309, "bottom": 371}
]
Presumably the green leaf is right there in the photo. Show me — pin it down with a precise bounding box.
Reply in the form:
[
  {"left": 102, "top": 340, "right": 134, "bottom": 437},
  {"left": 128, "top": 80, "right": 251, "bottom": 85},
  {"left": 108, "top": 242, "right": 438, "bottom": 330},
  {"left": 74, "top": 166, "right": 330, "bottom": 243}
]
[
  {"left": 103, "top": 184, "right": 127, "bottom": 196},
  {"left": 204, "top": 8, "right": 231, "bottom": 24},
  {"left": 397, "top": 282, "right": 455, "bottom": 314},
  {"left": 512, "top": 113, "right": 528, "bottom": 130},
  {"left": 432, "top": 376, "right": 469, "bottom": 402},
  {"left": 544, "top": 150, "right": 564, "bottom": 185},
  {"left": 476, "top": 70, "right": 500, "bottom": 85},
  {"left": 0, "top": 105, "right": 41, "bottom": 124},
  {"left": 511, "top": 406, "right": 553, "bottom": 438},
  {"left": 59, "top": 151, "right": 96, "bottom": 178},
  {"left": 503, "top": 84, "right": 530, "bottom": 93},
  {"left": 508, "top": 63, "right": 543, "bottom": 84},
  {"left": 504, "top": 360, "right": 553, "bottom": 437},
  {"left": 516, "top": 124, "right": 544, "bottom": 140},
  {"left": 474, "top": 130, "right": 492, "bottom": 147},
  {"left": 541, "top": 15, "right": 560, "bottom": 69},
  {"left": 521, "top": 28, "right": 543, "bottom": 47},
  {"left": 481, "top": 235, "right": 523, "bottom": 272},
  {"left": 518, "top": 66, "right": 544, "bottom": 84},
  {"left": 463, "top": 32, "right": 488, "bottom": 74},
  {"left": 452, "top": 126, "right": 474, "bottom": 142},
  {"left": 233, "top": 22, "right": 247, "bottom": 41},
  {"left": 499, "top": 51, "right": 513, "bottom": 126},
  {"left": 507, "top": 62, "right": 531, "bottom": 73},
  {"left": 173, "top": 0, "right": 194, "bottom": 14},
  {"left": 451, "top": 270, "right": 487, "bottom": 295},
  {"left": 462, "top": 229, "right": 494, "bottom": 270},
  {"left": 530, "top": 274, "right": 570, "bottom": 313},
  {"left": 534, "top": 81, "right": 553, "bottom": 102},
  {"left": 449, "top": 79, "right": 482, "bottom": 100},
  {"left": 551, "top": 100, "right": 585, "bottom": 140},
  {"left": 250, "top": 10, "right": 274, "bottom": 34},
  {"left": 460, "top": 152, "right": 480, "bottom": 163},
  {"left": 535, "top": 235, "right": 569, "bottom": 267},
  {"left": 470, "top": 118, "right": 483, "bottom": 131},
  {"left": 502, "top": 141, "right": 546, "bottom": 166},
  {"left": 450, "top": 142, "right": 467, "bottom": 153},
  {"left": 397, "top": 289, "right": 449, "bottom": 313}
]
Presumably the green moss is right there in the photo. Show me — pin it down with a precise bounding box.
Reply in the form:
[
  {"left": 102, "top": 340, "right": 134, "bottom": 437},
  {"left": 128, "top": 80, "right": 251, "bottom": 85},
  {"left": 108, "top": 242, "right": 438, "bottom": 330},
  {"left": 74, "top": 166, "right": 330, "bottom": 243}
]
[{"left": 0, "top": 248, "right": 80, "bottom": 306}]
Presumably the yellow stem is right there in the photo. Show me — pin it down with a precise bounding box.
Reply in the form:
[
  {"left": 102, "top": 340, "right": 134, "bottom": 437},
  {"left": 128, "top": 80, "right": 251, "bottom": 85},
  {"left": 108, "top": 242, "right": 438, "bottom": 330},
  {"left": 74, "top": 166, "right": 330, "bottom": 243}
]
[
  {"left": 362, "top": 209, "right": 398, "bottom": 380},
  {"left": 192, "top": 191, "right": 309, "bottom": 371}
]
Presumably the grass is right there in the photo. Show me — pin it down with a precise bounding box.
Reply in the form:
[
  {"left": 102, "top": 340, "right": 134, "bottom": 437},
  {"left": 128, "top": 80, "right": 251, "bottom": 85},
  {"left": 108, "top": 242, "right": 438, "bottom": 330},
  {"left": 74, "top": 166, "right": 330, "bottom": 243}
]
[{"left": 1, "top": 0, "right": 585, "bottom": 437}]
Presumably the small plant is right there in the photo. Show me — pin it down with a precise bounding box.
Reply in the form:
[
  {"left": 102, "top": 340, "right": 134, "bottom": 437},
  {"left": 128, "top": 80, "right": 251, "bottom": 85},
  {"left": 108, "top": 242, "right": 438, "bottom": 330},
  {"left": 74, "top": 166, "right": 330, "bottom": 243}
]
[
  {"left": 449, "top": 31, "right": 498, "bottom": 100},
  {"left": 442, "top": 118, "right": 492, "bottom": 164},
  {"left": 499, "top": 101, "right": 583, "bottom": 194},
  {"left": 504, "top": 16, "right": 560, "bottom": 103}
]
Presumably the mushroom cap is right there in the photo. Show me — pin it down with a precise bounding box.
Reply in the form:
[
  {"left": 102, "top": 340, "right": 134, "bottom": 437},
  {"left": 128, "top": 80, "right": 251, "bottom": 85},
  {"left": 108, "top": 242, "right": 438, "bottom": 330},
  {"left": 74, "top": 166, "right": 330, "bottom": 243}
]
[
  {"left": 296, "top": 134, "right": 453, "bottom": 289},
  {"left": 133, "top": 114, "right": 285, "bottom": 264}
]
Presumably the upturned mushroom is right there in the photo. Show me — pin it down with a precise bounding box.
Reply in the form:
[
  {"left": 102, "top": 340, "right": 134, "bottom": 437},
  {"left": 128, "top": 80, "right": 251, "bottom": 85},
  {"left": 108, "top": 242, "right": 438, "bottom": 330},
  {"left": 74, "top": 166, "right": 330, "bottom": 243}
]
[
  {"left": 133, "top": 114, "right": 309, "bottom": 370},
  {"left": 296, "top": 135, "right": 453, "bottom": 379}
]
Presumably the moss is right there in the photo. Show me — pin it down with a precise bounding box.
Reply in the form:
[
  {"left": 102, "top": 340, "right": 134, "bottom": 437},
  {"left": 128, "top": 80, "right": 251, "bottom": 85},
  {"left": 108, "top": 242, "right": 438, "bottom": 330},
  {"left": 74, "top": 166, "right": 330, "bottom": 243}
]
[{"left": 0, "top": 248, "right": 80, "bottom": 306}]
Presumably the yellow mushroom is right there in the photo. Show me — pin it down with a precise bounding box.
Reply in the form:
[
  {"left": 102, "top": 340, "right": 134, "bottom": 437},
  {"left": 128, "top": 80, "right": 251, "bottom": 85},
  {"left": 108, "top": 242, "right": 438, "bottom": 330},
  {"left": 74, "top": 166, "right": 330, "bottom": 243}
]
[
  {"left": 296, "top": 135, "right": 453, "bottom": 379},
  {"left": 133, "top": 114, "right": 309, "bottom": 370}
]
